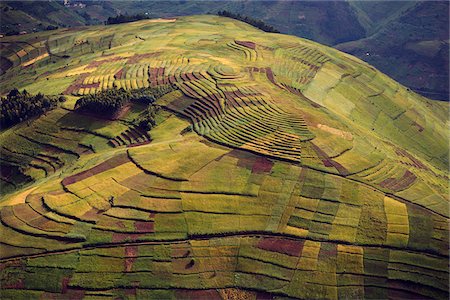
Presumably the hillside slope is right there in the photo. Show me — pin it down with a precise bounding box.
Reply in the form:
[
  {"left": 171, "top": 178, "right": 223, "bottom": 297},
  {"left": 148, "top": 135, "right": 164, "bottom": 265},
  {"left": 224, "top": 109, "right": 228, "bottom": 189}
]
[
  {"left": 0, "top": 16, "right": 448, "bottom": 299},
  {"left": 2, "top": 0, "right": 448, "bottom": 100},
  {"left": 0, "top": 0, "right": 366, "bottom": 46}
]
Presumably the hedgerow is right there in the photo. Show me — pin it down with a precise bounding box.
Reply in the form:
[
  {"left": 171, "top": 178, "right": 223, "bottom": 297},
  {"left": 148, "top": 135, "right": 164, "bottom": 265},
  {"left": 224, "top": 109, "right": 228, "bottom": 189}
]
[{"left": 74, "top": 85, "right": 176, "bottom": 118}]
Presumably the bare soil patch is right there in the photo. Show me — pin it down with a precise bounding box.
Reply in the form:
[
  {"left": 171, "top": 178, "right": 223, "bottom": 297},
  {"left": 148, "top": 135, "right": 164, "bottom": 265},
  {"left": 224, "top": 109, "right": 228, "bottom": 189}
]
[
  {"left": 257, "top": 237, "right": 304, "bottom": 256},
  {"left": 62, "top": 153, "right": 129, "bottom": 186}
]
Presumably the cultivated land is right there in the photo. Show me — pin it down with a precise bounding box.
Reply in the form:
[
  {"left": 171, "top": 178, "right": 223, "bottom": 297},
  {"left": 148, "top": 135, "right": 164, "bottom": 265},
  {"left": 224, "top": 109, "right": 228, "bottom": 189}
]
[{"left": 0, "top": 15, "right": 449, "bottom": 299}]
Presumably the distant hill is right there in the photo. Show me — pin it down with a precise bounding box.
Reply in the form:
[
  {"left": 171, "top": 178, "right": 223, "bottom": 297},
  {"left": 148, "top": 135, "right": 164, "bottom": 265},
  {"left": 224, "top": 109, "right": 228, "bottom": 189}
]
[
  {"left": 338, "top": 1, "right": 449, "bottom": 100},
  {"left": 0, "top": 0, "right": 448, "bottom": 100},
  {"left": 0, "top": 0, "right": 365, "bottom": 45},
  {"left": 0, "top": 1, "right": 88, "bottom": 34}
]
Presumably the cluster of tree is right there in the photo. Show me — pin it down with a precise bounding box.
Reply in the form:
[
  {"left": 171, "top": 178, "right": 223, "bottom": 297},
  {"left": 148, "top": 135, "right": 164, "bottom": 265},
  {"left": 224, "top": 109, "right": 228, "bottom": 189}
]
[
  {"left": 217, "top": 10, "right": 280, "bottom": 33},
  {"left": 75, "top": 85, "right": 177, "bottom": 117},
  {"left": 46, "top": 25, "right": 59, "bottom": 31},
  {"left": 105, "top": 13, "right": 149, "bottom": 25},
  {"left": 3, "top": 24, "right": 59, "bottom": 36},
  {"left": 75, "top": 88, "right": 130, "bottom": 116},
  {"left": 133, "top": 104, "right": 159, "bottom": 131},
  {"left": 0, "top": 89, "right": 65, "bottom": 129},
  {"left": 130, "top": 85, "right": 175, "bottom": 105}
]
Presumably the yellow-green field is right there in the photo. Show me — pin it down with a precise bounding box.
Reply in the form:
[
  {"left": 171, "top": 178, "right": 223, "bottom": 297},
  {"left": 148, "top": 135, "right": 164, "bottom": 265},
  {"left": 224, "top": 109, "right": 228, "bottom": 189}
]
[{"left": 0, "top": 15, "right": 448, "bottom": 299}]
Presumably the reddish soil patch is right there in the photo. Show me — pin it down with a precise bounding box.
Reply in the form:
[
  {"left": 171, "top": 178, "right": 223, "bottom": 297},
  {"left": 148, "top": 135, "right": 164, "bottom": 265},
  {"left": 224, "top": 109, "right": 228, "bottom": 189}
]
[
  {"left": 114, "top": 68, "right": 124, "bottom": 80},
  {"left": 180, "top": 73, "right": 189, "bottom": 82},
  {"left": 176, "top": 289, "right": 222, "bottom": 300},
  {"left": 80, "top": 82, "right": 99, "bottom": 89},
  {"left": 379, "top": 170, "right": 417, "bottom": 192},
  {"left": 235, "top": 40, "right": 256, "bottom": 50},
  {"left": 310, "top": 142, "right": 349, "bottom": 176},
  {"left": 252, "top": 157, "right": 274, "bottom": 174},
  {"left": 115, "top": 221, "right": 126, "bottom": 229},
  {"left": 125, "top": 245, "right": 139, "bottom": 257},
  {"left": 86, "top": 57, "right": 123, "bottom": 69},
  {"left": 134, "top": 221, "right": 155, "bottom": 233},
  {"left": 61, "top": 153, "right": 129, "bottom": 186},
  {"left": 149, "top": 67, "right": 165, "bottom": 86},
  {"left": 29, "top": 216, "right": 51, "bottom": 228},
  {"left": 265, "top": 68, "right": 277, "bottom": 85},
  {"left": 61, "top": 277, "right": 71, "bottom": 294},
  {"left": 124, "top": 246, "right": 138, "bottom": 272},
  {"left": 395, "top": 148, "right": 428, "bottom": 170},
  {"left": 127, "top": 52, "right": 161, "bottom": 64},
  {"left": 111, "top": 232, "right": 144, "bottom": 243},
  {"left": 228, "top": 149, "right": 257, "bottom": 169},
  {"left": 257, "top": 237, "right": 304, "bottom": 257},
  {"left": 2, "top": 278, "right": 25, "bottom": 289},
  {"left": 157, "top": 67, "right": 164, "bottom": 77},
  {"left": 262, "top": 67, "right": 285, "bottom": 89},
  {"left": 63, "top": 73, "right": 90, "bottom": 95},
  {"left": 332, "top": 163, "right": 349, "bottom": 176},
  {"left": 62, "top": 289, "right": 85, "bottom": 300},
  {"left": 81, "top": 208, "right": 101, "bottom": 222},
  {"left": 186, "top": 72, "right": 197, "bottom": 82},
  {"left": 123, "top": 288, "right": 138, "bottom": 296},
  {"left": 322, "top": 159, "right": 333, "bottom": 167}
]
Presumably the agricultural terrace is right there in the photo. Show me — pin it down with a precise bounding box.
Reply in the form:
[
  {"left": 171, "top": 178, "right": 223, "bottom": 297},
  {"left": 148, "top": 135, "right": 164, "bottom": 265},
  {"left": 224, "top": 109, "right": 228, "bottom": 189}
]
[{"left": 0, "top": 15, "right": 448, "bottom": 299}]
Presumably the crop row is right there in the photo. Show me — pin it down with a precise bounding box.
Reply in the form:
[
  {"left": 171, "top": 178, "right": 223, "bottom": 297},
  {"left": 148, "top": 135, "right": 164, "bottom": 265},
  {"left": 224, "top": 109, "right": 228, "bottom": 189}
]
[
  {"left": 1, "top": 235, "right": 447, "bottom": 299},
  {"left": 108, "top": 126, "right": 151, "bottom": 148},
  {"left": 227, "top": 41, "right": 258, "bottom": 62}
]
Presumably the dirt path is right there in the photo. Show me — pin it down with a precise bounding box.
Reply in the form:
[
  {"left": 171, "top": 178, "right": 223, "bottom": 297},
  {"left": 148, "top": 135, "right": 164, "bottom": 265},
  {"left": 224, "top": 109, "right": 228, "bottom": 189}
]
[
  {"left": 22, "top": 53, "right": 49, "bottom": 67},
  {"left": 0, "top": 186, "right": 37, "bottom": 207}
]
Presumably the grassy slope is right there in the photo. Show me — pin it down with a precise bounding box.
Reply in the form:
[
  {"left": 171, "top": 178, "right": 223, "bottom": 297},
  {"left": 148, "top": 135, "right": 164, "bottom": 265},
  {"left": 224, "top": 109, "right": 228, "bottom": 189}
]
[
  {"left": 0, "top": 16, "right": 448, "bottom": 299},
  {"left": 2, "top": 1, "right": 447, "bottom": 100},
  {"left": 0, "top": 1, "right": 365, "bottom": 45}
]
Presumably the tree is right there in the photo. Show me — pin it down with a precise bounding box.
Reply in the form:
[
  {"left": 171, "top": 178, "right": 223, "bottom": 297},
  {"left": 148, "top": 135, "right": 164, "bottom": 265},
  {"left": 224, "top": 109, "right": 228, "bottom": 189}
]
[{"left": 1, "top": 89, "right": 58, "bottom": 129}]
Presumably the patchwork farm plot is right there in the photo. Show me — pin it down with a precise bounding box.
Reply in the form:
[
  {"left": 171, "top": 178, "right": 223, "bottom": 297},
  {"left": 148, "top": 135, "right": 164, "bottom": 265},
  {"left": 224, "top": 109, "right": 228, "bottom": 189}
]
[{"left": 1, "top": 15, "right": 449, "bottom": 299}]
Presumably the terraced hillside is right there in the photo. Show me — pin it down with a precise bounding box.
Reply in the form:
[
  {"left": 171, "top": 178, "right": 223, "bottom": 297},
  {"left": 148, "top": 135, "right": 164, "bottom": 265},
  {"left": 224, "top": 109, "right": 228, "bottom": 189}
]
[{"left": 0, "top": 16, "right": 449, "bottom": 299}]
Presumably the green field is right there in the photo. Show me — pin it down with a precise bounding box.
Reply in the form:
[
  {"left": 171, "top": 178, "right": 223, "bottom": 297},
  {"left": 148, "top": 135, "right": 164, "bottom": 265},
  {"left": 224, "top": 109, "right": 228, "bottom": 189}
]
[{"left": 0, "top": 15, "right": 448, "bottom": 299}]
